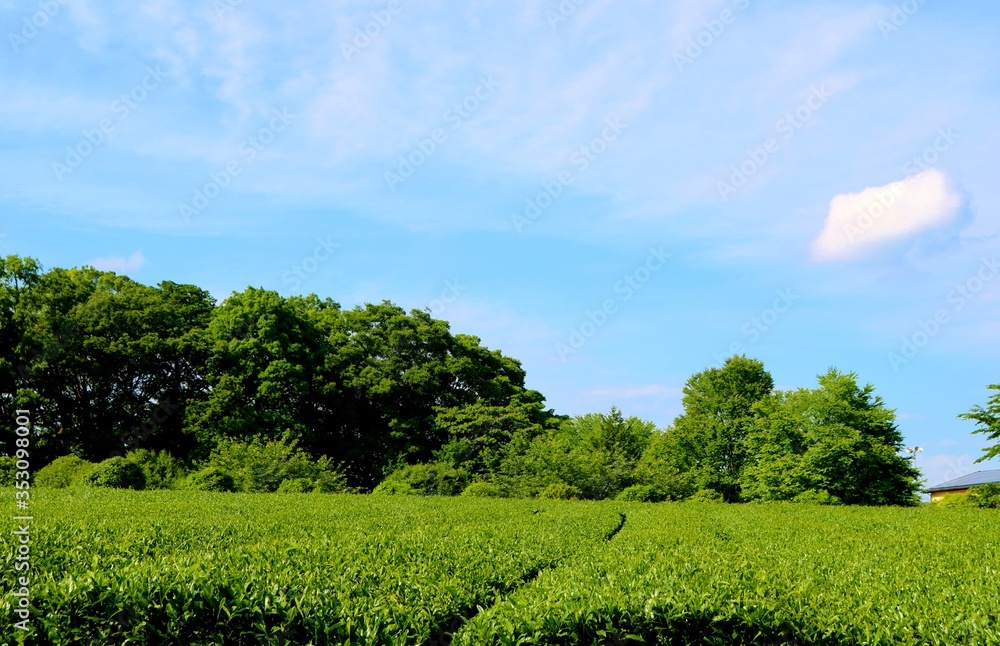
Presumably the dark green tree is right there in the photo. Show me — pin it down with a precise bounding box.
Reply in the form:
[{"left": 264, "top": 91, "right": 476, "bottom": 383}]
[
  {"left": 0, "top": 255, "right": 42, "bottom": 438},
  {"left": 323, "top": 302, "right": 538, "bottom": 487},
  {"left": 183, "top": 288, "right": 330, "bottom": 458},
  {"left": 12, "top": 264, "right": 212, "bottom": 462}
]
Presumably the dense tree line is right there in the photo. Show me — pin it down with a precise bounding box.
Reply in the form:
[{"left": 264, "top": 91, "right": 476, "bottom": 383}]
[
  {"left": 0, "top": 255, "right": 554, "bottom": 489},
  {"left": 2, "top": 255, "right": 935, "bottom": 504}
]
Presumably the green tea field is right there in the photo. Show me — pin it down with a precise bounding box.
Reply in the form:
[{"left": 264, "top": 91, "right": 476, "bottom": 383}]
[{"left": 2, "top": 490, "right": 999, "bottom": 645}]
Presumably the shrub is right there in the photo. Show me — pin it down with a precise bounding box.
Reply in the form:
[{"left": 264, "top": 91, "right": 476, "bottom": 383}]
[
  {"left": 461, "top": 482, "right": 505, "bottom": 498},
  {"left": 84, "top": 457, "right": 146, "bottom": 490},
  {"left": 184, "top": 467, "right": 236, "bottom": 492},
  {"left": 277, "top": 477, "right": 315, "bottom": 493},
  {"left": 35, "top": 455, "right": 96, "bottom": 488},
  {"left": 616, "top": 484, "right": 669, "bottom": 503},
  {"left": 539, "top": 483, "right": 582, "bottom": 500},
  {"left": 371, "top": 480, "right": 417, "bottom": 495},
  {"left": 793, "top": 489, "right": 842, "bottom": 505},
  {"left": 0, "top": 456, "right": 15, "bottom": 486},
  {"left": 205, "top": 435, "right": 350, "bottom": 493},
  {"left": 688, "top": 489, "right": 724, "bottom": 503},
  {"left": 313, "top": 469, "right": 353, "bottom": 494},
  {"left": 126, "top": 449, "right": 185, "bottom": 489},
  {"left": 968, "top": 483, "right": 1000, "bottom": 509},
  {"left": 376, "top": 463, "right": 469, "bottom": 496}
]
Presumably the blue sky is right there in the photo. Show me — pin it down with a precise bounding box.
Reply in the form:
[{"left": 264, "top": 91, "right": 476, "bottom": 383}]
[{"left": 2, "top": 0, "right": 998, "bottom": 487}]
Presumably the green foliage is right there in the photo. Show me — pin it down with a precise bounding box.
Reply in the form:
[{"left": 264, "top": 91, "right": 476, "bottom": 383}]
[
  {"left": 374, "top": 463, "right": 469, "bottom": 496},
  {"left": 277, "top": 477, "right": 315, "bottom": 493},
  {"left": 84, "top": 456, "right": 146, "bottom": 490},
  {"left": 460, "top": 481, "right": 506, "bottom": 498},
  {"left": 615, "top": 484, "right": 670, "bottom": 502},
  {"left": 934, "top": 491, "right": 973, "bottom": 507},
  {"left": 688, "top": 488, "right": 724, "bottom": 502},
  {"left": 742, "top": 369, "right": 921, "bottom": 506},
  {"left": 968, "top": 482, "right": 1000, "bottom": 508},
  {"left": 8, "top": 265, "right": 212, "bottom": 462},
  {"left": 634, "top": 430, "right": 699, "bottom": 501},
  {"left": 792, "top": 489, "right": 842, "bottom": 505},
  {"left": 434, "top": 395, "right": 553, "bottom": 477},
  {"left": 34, "top": 455, "right": 96, "bottom": 488},
  {"left": 0, "top": 455, "right": 14, "bottom": 486},
  {"left": 313, "top": 469, "right": 353, "bottom": 494},
  {"left": 371, "top": 480, "right": 417, "bottom": 495},
  {"left": 960, "top": 384, "right": 1000, "bottom": 463},
  {"left": 539, "top": 483, "right": 582, "bottom": 499},
  {"left": 184, "top": 467, "right": 236, "bottom": 492},
  {"left": 668, "top": 355, "right": 774, "bottom": 502},
  {"left": 1, "top": 256, "right": 550, "bottom": 491},
  {"left": 125, "top": 449, "right": 185, "bottom": 489},
  {"left": 204, "top": 435, "right": 347, "bottom": 493},
  {"left": 497, "top": 408, "right": 656, "bottom": 500}
]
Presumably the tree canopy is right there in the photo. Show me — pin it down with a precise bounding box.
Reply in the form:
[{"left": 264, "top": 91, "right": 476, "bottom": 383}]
[
  {"left": 742, "top": 369, "right": 920, "bottom": 505},
  {"left": 2, "top": 254, "right": 926, "bottom": 504},
  {"left": 960, "top": 384, "right": 1000, "bottom": 463}
]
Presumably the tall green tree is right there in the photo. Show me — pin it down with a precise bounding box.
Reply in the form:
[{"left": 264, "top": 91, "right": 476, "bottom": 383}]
[
  {"left": 323, "top": 302, "right": 539, "bottom": 487},
  {"left": 959, "top": 384, "right": 1000, "bottom": 463},
  {"left": 742, "top": 369, "right": 920, "bottom": 506},
  {"left": 666, "top": 355, "right": 774, "bottom": 501},
  {"left": 183, "top": 288, "right": 330, "bottom": 458},
  {"left": 13, "top": 265, "right": 213, "bottom": 462}
]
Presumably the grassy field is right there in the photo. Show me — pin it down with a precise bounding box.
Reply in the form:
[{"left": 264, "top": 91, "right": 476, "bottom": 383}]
[{"left": 1, "top": 490, "right": 998, "bottom": 645}]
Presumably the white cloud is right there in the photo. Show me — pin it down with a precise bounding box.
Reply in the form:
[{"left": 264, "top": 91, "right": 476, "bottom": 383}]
[
  {"left": 812, "top": 168, "right": 963, "bottom": 261},
  {"left": 89, "top": 251, "right": 146, "bottom": 273}
]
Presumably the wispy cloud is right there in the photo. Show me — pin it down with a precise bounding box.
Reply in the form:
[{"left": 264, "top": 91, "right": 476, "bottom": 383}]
[{"left": 89, "top": 251, "right": 146, "bottom": 273}]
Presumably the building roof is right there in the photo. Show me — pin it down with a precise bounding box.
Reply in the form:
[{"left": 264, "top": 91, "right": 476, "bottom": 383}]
[{"left": 926, "top": 469, "right": 1000, "bottom": 492}]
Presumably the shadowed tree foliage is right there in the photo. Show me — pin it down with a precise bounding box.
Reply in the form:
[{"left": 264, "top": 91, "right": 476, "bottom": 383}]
[{"left": 6, "top": 261, "right": 212, "bottom": 462}]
